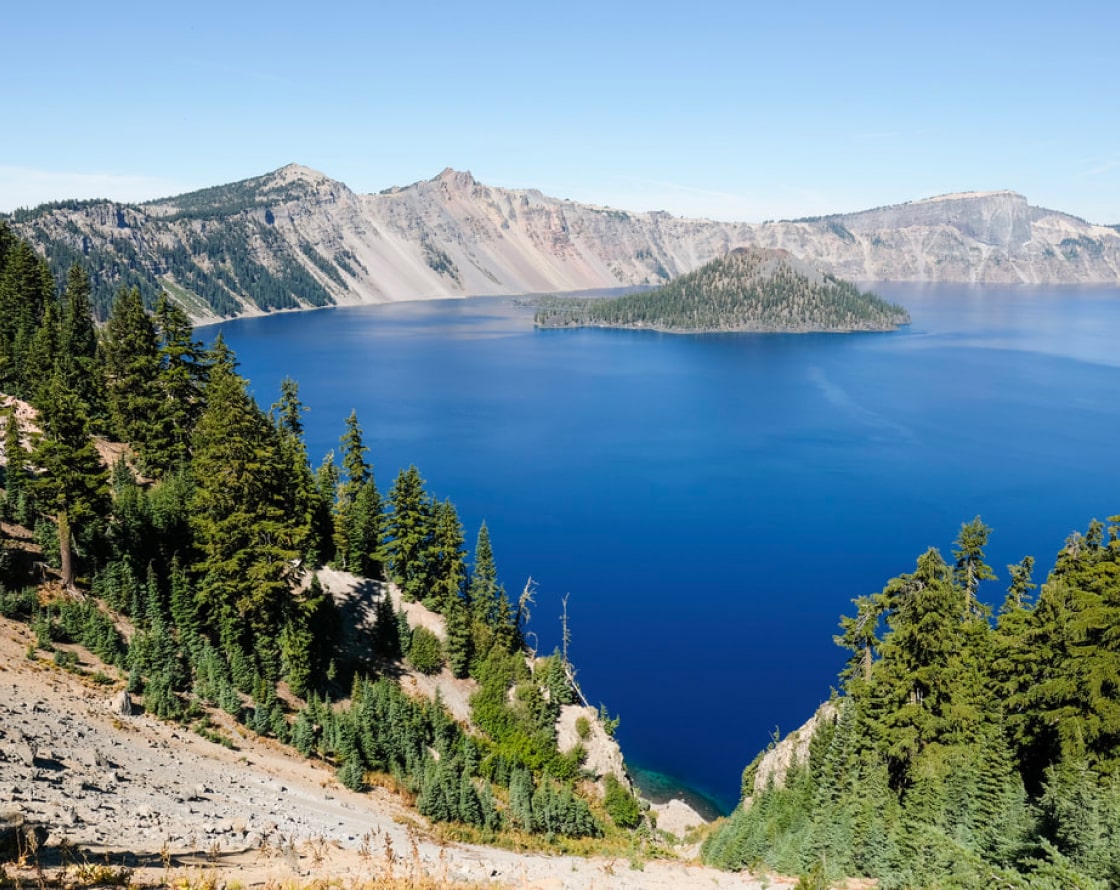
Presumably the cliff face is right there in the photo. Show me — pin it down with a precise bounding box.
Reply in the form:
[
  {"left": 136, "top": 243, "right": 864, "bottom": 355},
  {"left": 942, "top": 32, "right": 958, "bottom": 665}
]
[{"left": 10, "top": 166, "right": 1120, "bottom": 322}]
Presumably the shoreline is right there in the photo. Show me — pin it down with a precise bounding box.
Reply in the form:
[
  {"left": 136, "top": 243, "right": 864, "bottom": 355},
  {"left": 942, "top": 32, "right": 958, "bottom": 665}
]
[{"left": 629, "top": 763, "right": 733, "bottom": 822}]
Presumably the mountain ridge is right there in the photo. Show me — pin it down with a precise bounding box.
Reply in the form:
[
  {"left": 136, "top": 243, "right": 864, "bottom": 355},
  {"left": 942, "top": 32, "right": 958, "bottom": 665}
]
[{"left": 8, "top": 166, "right": 1120, "bottom": 322}]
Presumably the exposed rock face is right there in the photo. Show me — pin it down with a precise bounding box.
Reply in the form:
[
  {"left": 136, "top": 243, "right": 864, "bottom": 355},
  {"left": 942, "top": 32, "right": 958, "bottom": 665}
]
[
  {"left": 555, "top": 704, "right": 629, "bottom": 790},
  {"left": 750, "top": 700, "right": 838, "bottom": 796},
  {"left": 11, "top": 167, "right": 1120, "bottom": 323}
]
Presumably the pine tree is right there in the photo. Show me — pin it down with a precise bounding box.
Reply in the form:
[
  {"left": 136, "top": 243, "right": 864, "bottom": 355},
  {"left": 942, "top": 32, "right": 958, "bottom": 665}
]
[
  {"left": 953, "top": 516, "right": 996, "bottom": 617},
  {"left": 29, "top": 375, "right": 110, "bottom": 589},
  {"left": 147, "top": 293, "right": 208, "bottom": 473},
  {"left": 333, "top": 411, "right": 381, "bottom": 574},
  {"left": 102, "top": 287, "right": 163, "bottom": 469},
  {"left": 427, "top": 499, "right": 465, "bottom": 613},
  {"left": 269, "top": 379, "right": 325, "bottom": 564},
  {"left": 347, "top": 482, "right": 382, "bottom": 578},
  {"left": 23, "top": 296, "right": 60, "bottom": 404},
  {"left": 0, "top": 240, "right": 54, "bottom": 398},
  {"left": 189, "top": 335, "right": 299, "bottom": 670},
  {"left": 1, "top": 405, "right": 31, "bottom": 524},
  {"left": 57, "top": 265, "right": 103, "bottom": 422},
  {"left": 445, "top": 592, "right": 473, "bottom": 678},
  {"left": 383, "top": 466, "right": 434, "bottom": 601},
  {"left": 469, "top": 522, "right": 500, "bottom": 626},
  {"left": 459, "top": 772, "right": 483, "bottom": 826},
  {"left": 313, "top": 451, "right": 339, "bottom": 566}
]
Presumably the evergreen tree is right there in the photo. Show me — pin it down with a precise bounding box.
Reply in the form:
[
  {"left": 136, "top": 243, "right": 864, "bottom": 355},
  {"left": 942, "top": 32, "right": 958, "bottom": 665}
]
[
  {"left": 346, "top": 482, "right": 382, "bottom": 578},
  {"left": 189, "top": 335, "right": 300, "bottom": 674},
  {"left": 313, "top": 451, "right": 339, "bottom": 565},
  {"left": 57, "top": 265, "right": 103, "bottom": 422},
  {"left": 0, "top": 240, "right": 54, "bottom": 398},
  {"left": 269, "top": 378, "right": 325, "bottom": 564},
  {"left": 147, "top": 293, "right": 208, "bottom": 473},
  {"left": 23, "top": 296, "right": 60, "bottom": 404},
  {"left": 445, "top": 592, "right": 473, "bottom": 679},
  {"left": 427, "top": 499, "right": 465, "bottom": 613},
  {"left": 953, "top": 516, "right": 997, "bottom": 617},
  {"left": 383, "top": 465, "right": 434, "bottom": 601},
  {"left": 333, "top": 410, "right": 381, "bottom": 574},
  {"left": 1, "top": 405, "right": 31, "bottom": 525},
  {"left": 469, "top": 522, "right": 500, "bottom": 626},
  {"left": 102, "top": 287, "right": 163, "bottom": 469},
  {"left": 29, "top": 375, "right": 110, "bottom": 589}
]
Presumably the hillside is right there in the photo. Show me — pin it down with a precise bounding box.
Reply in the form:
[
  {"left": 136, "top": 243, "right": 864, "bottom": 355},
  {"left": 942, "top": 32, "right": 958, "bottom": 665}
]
[
  {"left": 0, "top": 606, "right": 775, "bottom": 889},
  {"left": 702, "top": 518, "right": 1120, "bottom": 889},
  {"left": 533, "top": 247, "right": 911, "bottom": 333},
  {"left": 7, "top": 167, "right": 1120, "bottom": 321}
]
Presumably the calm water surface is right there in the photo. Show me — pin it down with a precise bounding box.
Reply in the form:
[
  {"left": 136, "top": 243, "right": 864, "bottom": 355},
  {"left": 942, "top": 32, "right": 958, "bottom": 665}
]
[{"left": 212, "top": 284, "right": 1120, "bottom": 813}]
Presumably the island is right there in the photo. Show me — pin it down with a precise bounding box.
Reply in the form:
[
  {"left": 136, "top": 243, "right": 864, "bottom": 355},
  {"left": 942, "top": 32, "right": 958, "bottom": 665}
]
[{"left": 533, "top": 247, "right": 911, "bottom": 333}]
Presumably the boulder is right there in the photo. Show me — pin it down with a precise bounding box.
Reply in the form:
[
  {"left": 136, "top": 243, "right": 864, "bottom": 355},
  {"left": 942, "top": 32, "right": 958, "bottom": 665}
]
[{"left": 109, "top": 690, "right": 132, "bottom": 717}]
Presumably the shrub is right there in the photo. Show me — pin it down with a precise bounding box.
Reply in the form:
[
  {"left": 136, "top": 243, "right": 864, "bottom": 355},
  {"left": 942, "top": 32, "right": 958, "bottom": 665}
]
[
  {"left": 604, "top": 774, "right": 642, "bottom": 829},
  {"left": 407, "top": 626, "right": 443, "bottom": 675},
  {"left": 0, "top": 586, "right": 37, "bottom": 618},
  {"left": 575, "top": 715, "right": 591, "bottom": 740}
]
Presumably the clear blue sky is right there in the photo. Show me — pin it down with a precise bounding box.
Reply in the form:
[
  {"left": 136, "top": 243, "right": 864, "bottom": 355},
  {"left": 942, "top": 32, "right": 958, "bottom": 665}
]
[{"left": 2, "top": 0, "right": 1117, "bottom": 223}]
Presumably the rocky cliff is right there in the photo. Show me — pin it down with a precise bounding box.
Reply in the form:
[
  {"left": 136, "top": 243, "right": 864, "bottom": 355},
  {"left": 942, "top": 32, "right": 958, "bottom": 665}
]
[{"left": 9, "top": 166, "right": 1120, "bottom": 322}]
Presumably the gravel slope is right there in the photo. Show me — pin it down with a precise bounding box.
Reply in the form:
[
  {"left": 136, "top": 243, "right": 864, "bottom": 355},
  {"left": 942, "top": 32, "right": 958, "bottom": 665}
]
[{"left": 0, "top": 615, "right": 787, "bottom": 889}]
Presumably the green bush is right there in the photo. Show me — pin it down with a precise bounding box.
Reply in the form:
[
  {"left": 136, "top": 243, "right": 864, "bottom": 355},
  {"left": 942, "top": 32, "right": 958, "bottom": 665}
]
[
  {"left": 408, "top": 626, "right": 443, "bottom": 675},
  {"left": 575, "top": 715, "right": 591, "bottom": 739},
  {"left": 0, "top": 586, "right": 38, "bottom": 618},
  {"left": 604, "top": 774, "right": 641, "bottom": 829}
]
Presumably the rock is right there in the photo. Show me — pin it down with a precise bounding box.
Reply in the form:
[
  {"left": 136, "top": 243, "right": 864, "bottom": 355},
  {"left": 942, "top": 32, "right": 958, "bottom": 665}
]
[
  {"left": 109, "top": 690, "right": 132, "bottom": 716},
  {"left": 14, "top": 743, "right": 36, "bottom": 767},
  {"left": 650, "top": 798, "right": 706, "bottom": 837},
  {"left": 56, "top": 807, "right": 79, "bottom": 827},
  {"left": 75, "top": 747, "right": 110, "bottom": 769}
]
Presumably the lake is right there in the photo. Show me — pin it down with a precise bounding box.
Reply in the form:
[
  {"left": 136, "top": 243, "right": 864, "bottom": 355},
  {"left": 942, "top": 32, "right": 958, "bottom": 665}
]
[{"left": 211, "top": 283, "right": 1120, "bottom": 814}]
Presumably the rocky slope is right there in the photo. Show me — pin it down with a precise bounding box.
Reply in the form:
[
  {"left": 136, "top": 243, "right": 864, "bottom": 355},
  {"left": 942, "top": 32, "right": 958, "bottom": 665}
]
[
  {"left": 0, "top": 553, "right": 716, "bottom": 886},
  {"left": 9, "top": 166, "right": 1120, "bottom": 322},
  {"left": 1, "top": 613, "right": 779, "bottom": 889}
]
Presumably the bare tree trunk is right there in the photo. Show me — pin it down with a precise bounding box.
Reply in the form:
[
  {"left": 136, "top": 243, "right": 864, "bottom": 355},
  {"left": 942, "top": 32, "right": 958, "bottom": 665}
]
[{"left": 58, "top": 510, "right": 75, "bottom": 591}]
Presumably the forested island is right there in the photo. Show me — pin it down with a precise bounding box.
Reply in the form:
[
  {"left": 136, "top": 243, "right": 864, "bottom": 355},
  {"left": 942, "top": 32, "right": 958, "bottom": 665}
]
[{"left": 533, "top": 247, "right": 911, "bottom": 333}]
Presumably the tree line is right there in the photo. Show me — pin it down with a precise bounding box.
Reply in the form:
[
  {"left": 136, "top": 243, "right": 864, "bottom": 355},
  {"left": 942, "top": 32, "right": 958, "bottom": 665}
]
[{"left": 0, "top": 220, "right": 637, "bottom": 840}]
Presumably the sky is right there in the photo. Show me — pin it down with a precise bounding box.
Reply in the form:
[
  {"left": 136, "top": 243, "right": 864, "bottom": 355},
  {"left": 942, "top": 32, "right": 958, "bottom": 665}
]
[{"left": 2, "top": 0, "right": 1117, "bottom": 223}]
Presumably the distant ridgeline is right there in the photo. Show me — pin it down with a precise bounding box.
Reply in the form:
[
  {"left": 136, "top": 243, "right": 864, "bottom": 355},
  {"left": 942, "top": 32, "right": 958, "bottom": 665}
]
[
  {"left": 533, "top": 248, "right": 910, "bottom": 333},
  {"left": 703, "top": 518, "right": 1120, "bottom": 888}
]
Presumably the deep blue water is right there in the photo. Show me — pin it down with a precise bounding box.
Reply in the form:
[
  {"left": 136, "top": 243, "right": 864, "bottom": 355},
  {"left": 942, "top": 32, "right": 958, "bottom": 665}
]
[{"left": 211, "top": 283, "right": 1120, "bottom": 814}]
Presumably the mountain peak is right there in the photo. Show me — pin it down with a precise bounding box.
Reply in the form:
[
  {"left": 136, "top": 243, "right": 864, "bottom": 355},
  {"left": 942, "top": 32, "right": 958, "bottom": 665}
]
[
  {"left": 913, "top": 189, "right": 1026, "bottom": 205},
  {"left": 267, "top": 163, "right": 335, "bottom": 186},
  {"left": 433, "top": 167, "right": 477, "bottom": 189}
]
